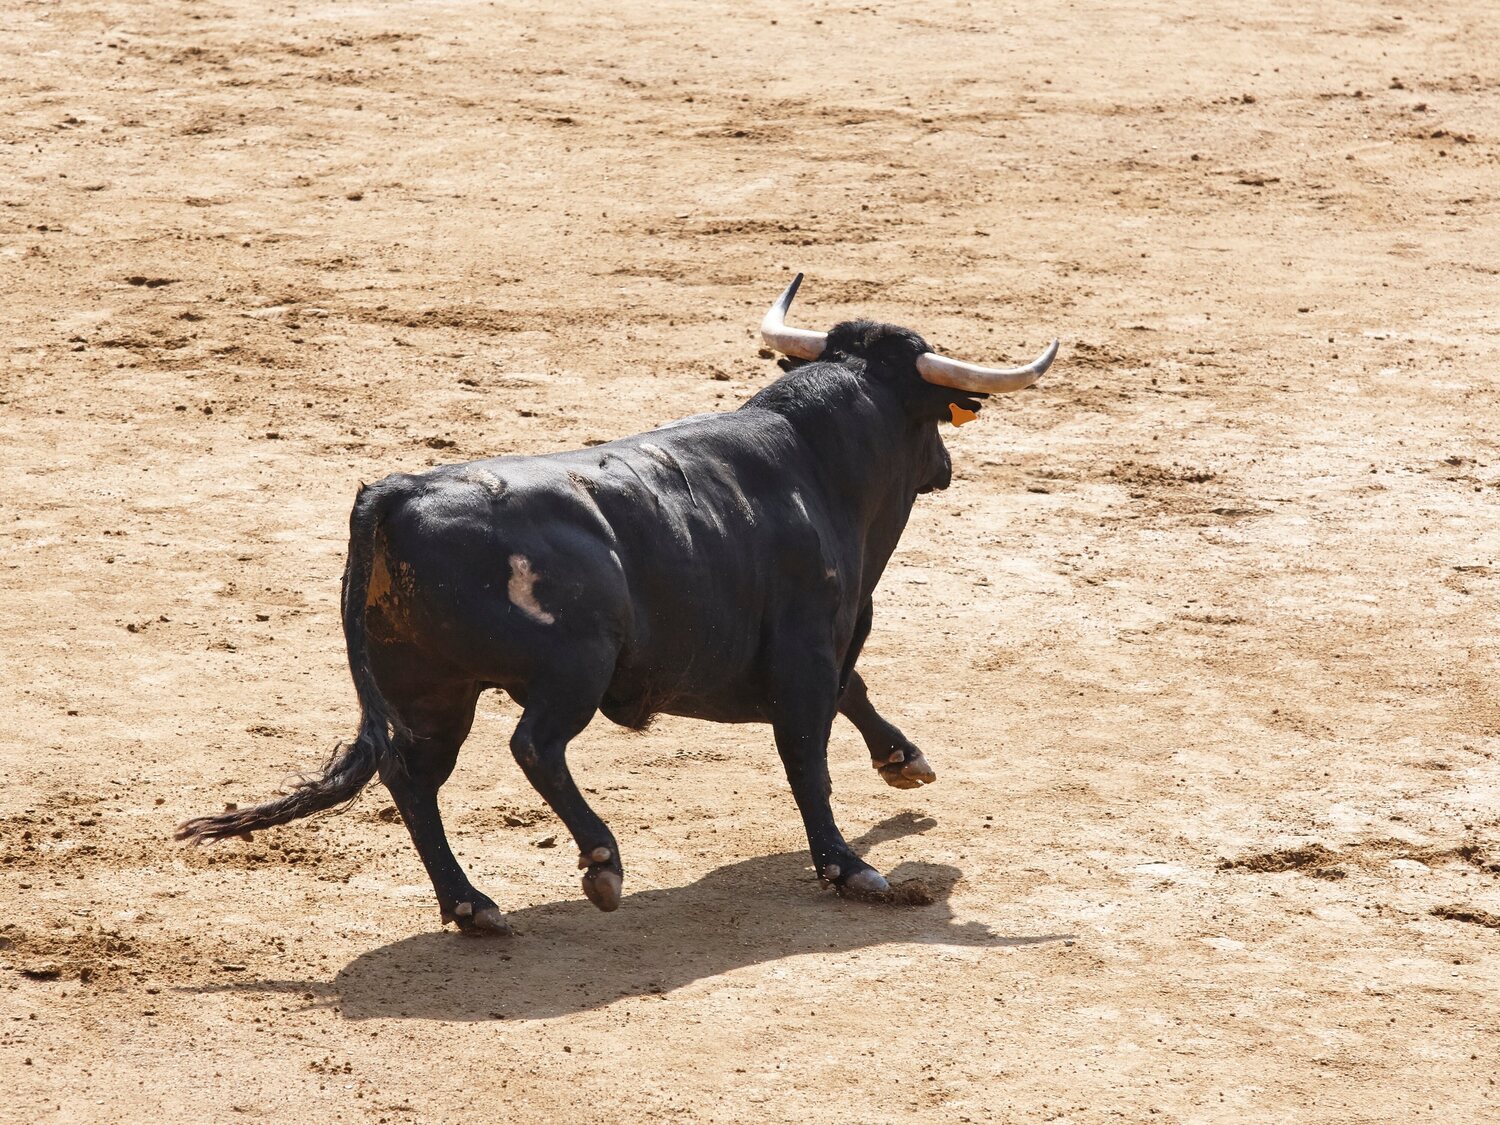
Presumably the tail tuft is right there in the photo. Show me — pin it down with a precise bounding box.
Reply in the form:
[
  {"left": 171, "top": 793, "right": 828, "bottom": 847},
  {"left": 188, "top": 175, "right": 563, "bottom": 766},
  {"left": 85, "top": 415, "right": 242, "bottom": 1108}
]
[{"left": 175, "top": 736, "right": 380, "bottom": 843}]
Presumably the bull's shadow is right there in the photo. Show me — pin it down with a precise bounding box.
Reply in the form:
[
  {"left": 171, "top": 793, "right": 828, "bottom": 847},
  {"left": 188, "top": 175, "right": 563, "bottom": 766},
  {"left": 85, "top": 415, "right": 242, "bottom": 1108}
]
[{"left": 212, "top": 813, "right": 1067, "bottom": 1022}]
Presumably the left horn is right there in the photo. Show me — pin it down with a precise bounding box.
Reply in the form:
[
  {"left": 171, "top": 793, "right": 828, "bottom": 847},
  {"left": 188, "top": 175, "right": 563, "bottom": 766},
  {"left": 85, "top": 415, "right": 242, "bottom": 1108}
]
[
  {"left": 917, "top": 339, "right": 1059, "bottom": 395},
  {"left": 760, "top": 273, "right": 828, "bottom": 360}
]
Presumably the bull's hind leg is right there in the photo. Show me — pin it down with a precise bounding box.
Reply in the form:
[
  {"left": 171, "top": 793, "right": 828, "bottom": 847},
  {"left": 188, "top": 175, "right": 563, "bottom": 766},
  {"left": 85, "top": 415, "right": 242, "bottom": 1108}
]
[
  {"left": 508, "top": 646, "right": 623, "bottom": 911},
  {"left": 377, "top": 683, "right": 511, "bottom": 936},
  {"left": 839, "top": 671, "right": 937, "bottom": 790}
]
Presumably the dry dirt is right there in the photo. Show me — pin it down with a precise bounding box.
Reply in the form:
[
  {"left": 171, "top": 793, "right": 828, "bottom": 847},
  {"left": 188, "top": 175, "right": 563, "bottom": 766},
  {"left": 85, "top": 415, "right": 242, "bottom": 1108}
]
[{"left": 2, "top": 0, "right": 1498, "bottom": 1121}]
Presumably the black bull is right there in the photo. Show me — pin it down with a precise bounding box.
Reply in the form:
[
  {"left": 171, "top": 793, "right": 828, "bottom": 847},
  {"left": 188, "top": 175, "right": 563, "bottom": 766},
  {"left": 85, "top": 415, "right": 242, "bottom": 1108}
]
[{"left": 180, "top": 301, "right": 1055, "bottom": 935}]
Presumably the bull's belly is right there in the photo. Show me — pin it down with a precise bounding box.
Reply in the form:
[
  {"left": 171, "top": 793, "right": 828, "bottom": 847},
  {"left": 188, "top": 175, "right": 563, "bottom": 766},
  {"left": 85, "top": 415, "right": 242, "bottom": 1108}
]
[
  {"left": 600, "top": 691, "right": 768, "bottom": 728},
  {"left": 598, "top": 650, "right": 772, "bottom": 728},
  {"left": 598, "top": 612, "right": 860, "bottom": 728}
]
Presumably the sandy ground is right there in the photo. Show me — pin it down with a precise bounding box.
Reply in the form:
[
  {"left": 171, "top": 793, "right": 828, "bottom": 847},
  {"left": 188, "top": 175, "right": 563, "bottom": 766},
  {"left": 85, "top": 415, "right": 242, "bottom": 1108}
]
[{"left": 2, "top": 0, "right": 1498, "bottom": 1120}]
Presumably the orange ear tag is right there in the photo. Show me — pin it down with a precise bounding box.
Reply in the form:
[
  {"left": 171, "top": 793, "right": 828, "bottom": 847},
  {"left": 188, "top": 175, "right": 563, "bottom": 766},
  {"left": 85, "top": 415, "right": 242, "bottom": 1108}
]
[{"left": 949, "top": 403, "right": 978, "bottom": 427}]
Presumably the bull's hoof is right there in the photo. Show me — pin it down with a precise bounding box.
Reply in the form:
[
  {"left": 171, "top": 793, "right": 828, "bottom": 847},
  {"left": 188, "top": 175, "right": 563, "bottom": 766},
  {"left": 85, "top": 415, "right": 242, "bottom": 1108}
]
[
  {"left": 836, "top": 867, "right": 892, "bottom": 901},
  {"left": 877, "top": 748, "right": 936, "bottom": 789},
  {"left": 444, "top": 900, "right": 513, "bottom": 937},
  {"left": 582, "top": 868, "right": 622, "bottom": 912},
  {"left": 823, "top": 863, "right": 931, "bottom": 905}
]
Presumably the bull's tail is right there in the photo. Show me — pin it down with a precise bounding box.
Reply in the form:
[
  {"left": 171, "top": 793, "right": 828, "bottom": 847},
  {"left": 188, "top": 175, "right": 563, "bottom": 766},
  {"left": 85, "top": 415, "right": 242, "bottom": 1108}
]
[{"left": 176, "top": 482, "right": 406, "bottom": 844}]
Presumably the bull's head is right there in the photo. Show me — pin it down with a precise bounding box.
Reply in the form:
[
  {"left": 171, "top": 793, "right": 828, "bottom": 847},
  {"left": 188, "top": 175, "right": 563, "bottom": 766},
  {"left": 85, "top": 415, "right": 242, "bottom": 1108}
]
[{"left": 759, "top": 272, "right": 1057, "bottom": 427}]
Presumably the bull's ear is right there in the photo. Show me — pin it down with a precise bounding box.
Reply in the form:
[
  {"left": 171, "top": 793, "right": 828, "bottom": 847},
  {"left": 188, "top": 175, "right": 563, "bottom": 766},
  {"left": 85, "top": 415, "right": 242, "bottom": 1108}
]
[
  {"left": 777, "top": 356, "right": 812, "bottom": 373},
  {"left": 926, "top": 388, "right": 986, "bottom": 426}
]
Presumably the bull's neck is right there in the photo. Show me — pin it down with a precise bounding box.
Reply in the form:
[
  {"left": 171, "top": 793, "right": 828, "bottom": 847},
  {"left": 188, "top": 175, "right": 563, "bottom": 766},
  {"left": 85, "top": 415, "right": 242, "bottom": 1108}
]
[{"left": 747, "top": 373, "right": 930, "bottom": 563}]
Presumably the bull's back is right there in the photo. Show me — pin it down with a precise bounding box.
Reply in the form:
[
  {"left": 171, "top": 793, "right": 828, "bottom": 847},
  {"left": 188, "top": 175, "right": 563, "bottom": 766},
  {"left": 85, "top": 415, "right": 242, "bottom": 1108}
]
[{"left": 362, "top": 413, "right": 834, "bottom": 719}]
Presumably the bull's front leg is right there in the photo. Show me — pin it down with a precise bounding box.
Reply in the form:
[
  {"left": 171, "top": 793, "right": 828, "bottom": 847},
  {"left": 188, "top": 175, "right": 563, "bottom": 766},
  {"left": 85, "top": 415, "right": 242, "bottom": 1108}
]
[
  {"left": 771, "top": 646, "right": 891, "bottom": 900},
  {"left": 839, "top": 670, "right": 937, "bottom": 790}
]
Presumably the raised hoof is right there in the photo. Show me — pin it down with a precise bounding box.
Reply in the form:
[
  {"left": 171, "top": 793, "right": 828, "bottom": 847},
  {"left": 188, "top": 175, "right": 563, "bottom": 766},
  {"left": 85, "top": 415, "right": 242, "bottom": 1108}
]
[
  {"left": 582, "top": 868, "right": 622, "bottom": 912},
  {"left": 444, "top": 901, "right": 513, "bottom": 937},
  {"left": 576, "top": 846, "right": 613, "bottom": 870},
  {"left": 877, "top": 748, "right": 937, "bottom": 790},
  {"left": 836, "top": 867, "right": 891, "bottom": 902}
]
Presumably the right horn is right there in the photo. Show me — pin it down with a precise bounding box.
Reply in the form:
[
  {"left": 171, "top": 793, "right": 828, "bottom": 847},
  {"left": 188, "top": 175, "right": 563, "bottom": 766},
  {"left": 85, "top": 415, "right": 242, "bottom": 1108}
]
[
  {"left": 917, "top": 338, "right": 1059, "bottom": 395},
  {"left": 760, "top": 273, "right": 828, "bottom": 360}
]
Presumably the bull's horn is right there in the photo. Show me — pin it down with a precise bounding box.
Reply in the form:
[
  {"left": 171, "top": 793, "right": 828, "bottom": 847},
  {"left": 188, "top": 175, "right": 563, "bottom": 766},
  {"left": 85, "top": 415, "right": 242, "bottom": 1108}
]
[
  {"left": 760, "top": 272, "right": 828, "bottom": 360},
  {"left": 917, "top": 339, "right": 1059, "bottom": 395}
]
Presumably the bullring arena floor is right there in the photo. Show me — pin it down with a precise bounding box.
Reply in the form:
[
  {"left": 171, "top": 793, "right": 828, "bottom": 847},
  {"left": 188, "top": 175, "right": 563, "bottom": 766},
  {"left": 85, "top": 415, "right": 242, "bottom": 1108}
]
[{"left": 2, "top": 1, "right": 1497, "bottom": 1120}]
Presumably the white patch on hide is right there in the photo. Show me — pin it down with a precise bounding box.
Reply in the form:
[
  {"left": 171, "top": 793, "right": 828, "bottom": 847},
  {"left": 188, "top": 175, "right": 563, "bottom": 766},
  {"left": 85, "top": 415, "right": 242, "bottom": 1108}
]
[{"left": 507, "top": 554, "right": 555, "bottom": 625}]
